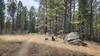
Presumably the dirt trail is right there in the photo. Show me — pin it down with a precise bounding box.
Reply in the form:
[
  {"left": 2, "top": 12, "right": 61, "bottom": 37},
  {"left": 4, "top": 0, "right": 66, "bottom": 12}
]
[{"left": 15, "top": 39, "right": 33, "bottom": 56}]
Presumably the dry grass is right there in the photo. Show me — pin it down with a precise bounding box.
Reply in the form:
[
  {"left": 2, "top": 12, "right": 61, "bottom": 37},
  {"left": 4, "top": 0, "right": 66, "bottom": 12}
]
[
  {"left": 0, "top": 34, "right": 100, "bottom": 56},
  {"left": 35, "top": 43, "right": 92, "bottom": 56}
]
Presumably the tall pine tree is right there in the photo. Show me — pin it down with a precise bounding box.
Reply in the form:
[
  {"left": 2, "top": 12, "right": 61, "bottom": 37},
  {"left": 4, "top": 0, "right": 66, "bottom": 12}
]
[
  {"left": 8, "top": 2, "right": 17, "bottom": 33},
  {"left": 29, "top": 6, "right": 36, "bottom": 33},
  {"left": 0, "top": 0, "right": 5, "bottom": 34},
  {"left": 16, "top": 1, "right": 23, "bottom": 33}
]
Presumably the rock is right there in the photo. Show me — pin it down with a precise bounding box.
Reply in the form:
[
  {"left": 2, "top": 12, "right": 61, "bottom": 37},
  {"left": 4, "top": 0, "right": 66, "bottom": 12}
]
[
  {"left": 45, "top": 38, "right": 49, "bottom": 40},
  {"left": 56, "top": 34, "right": 65, "bottom": 39},
  {"left": 64, "top": 32, "right": 87, "bottom": 46},
  {"left": 52, "top": 36, "right": 56, "bottom": 41},
  {"left": 64, "top": 32, "right": 79, "bottom": 42}
]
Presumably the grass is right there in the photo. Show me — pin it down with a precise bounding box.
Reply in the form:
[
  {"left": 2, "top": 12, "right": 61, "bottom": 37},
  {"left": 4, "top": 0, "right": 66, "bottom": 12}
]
[
  {"left": 0, "top": 42, "right": 92, "bottom": 56},
  {"left": 0, "top": 34, "right": 99, "bottom": 56},
  {"left": 34, "top": 43, "right": 92, "bottom": 56},
  {"left": 0, "top": 38, "right": 5, "bottom": 43}
]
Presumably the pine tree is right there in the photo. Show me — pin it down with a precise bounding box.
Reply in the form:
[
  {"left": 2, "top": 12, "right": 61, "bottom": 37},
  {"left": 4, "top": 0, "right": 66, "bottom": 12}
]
[
  {"left": 5, "top": 18, "right": 11, "bottom": 33},
  {"left": 8, "top": 2, "right": 17, "bottom": 33},
  {"left": 16, "top": 1, "right": 23, "bottom": 33},
  {"left": 29, "top": 6, "right": 36, "bottom": 33},
  {"left": 0, "top": 0, "right": 5, "bottom": 34},
  {"left": 21, "top": 7, "right": 28, "bottom": 32},
  {"left": 78, "top": 0, "right": 94, "bottom": 40},
  {"left": 37, "top": 0, "right": 65, "bottom": 34}
]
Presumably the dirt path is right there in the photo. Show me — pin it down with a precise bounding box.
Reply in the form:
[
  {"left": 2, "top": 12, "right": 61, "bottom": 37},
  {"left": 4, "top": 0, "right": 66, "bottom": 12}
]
[{"left": 16, "top": 39, "right": 33, "bottom": 56}]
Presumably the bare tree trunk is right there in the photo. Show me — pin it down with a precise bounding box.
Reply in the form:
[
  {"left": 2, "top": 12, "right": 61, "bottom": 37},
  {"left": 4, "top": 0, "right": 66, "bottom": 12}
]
[
  {"left": 12, "top": 16, "right": 15, "bottom": 33},
  {"left": 64, "top": 0, "right": 68, "bottom": 34},
  {"left": 44, "top": 0, "right": 48, "bottom": 34},
  {"left": 64, "top": 0, "right": 72, "bottom": 34}
]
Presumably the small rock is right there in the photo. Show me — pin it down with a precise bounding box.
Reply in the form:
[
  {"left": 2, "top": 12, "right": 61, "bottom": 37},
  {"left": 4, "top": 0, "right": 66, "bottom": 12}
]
[{"left": 45, "top": 38, "right": 49, "bottom": 40}]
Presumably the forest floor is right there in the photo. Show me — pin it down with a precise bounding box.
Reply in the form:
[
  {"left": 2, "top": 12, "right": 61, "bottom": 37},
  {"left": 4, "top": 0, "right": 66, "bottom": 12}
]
[{"left": 0, "top": 34, "right": 100, "bottom": 56}]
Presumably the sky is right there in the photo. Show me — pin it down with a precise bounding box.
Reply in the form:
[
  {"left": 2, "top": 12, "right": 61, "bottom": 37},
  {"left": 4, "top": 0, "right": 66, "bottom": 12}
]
[
  {"left": 4, "top": 0, "right": 40, "bottom": 11},
  {"left": 17, "top": 0, "right": 40, "bottom": 11}
]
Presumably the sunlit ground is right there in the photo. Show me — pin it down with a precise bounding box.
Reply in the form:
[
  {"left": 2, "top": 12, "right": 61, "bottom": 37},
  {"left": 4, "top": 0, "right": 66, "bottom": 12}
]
[{"left": 0, "top": 34, "right": 100, "bottom": 56}]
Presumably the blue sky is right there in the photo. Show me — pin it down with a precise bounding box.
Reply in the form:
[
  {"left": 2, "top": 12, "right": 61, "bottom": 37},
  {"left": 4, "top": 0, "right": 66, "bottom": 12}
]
[{"left": 4, "top": 0, "right": 40, "bottom": 11}]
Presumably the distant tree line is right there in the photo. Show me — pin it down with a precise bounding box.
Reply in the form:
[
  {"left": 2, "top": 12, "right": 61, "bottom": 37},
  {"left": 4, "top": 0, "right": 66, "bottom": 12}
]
[
  {"left": 0, "top": 0, "right": 36, "bottom": 34},
  {"left": 0, "top": 0, "right": 100, "bottom": 42}
]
